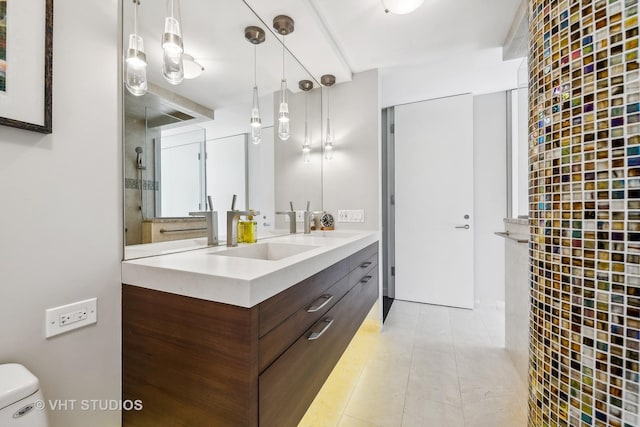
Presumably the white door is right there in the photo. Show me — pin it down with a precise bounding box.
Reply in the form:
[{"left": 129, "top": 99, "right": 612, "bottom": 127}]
[{"left": 394, "top": 94, "right": 474, "bottom": 309}]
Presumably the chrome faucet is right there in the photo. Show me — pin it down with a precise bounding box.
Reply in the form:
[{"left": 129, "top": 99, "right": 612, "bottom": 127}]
[
  {"left": 226, "top": 194, "right": 260, "bottom": 247},
  {"left": 276, "top": 201, "right": 297, "bottom": 234},
  {"left": 189, "top": 195, "right": 219, "bottom": 246},
  {"left": 303, "top": 201, "right": 325, "bottom": 234}
]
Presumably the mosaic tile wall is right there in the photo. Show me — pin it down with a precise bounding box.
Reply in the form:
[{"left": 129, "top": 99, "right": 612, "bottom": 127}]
[{"left": 528, "top": 0, "right": 640, "bottom": 426}]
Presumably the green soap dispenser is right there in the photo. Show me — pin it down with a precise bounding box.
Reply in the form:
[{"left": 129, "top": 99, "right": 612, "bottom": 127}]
[
  {"left": 244, "top": 211, "right": 257, "bottom": 243},
  {"left": 237, "top": 218, "right": 245, "bottom": 243}
]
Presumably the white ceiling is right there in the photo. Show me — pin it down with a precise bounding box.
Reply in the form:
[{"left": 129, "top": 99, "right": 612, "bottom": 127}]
[
  {"left": 308, "top": 0, "right": 523, "bottom": 72},
  {"left": 124, "top": 0, "right": 522, "bottom": 114}
]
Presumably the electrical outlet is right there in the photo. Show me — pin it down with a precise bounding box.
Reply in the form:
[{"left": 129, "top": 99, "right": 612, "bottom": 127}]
[
  {"left": 337, "top": 209, "right": 365, "bottom": 223},
  {"left": 46, "top": 298, "right": 97, "bottom": 338},
  {"left": 59, "top": 309, "right": 88, "bottom": 326}
]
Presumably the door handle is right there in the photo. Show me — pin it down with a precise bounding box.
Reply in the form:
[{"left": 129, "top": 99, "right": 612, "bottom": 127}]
[{"left": 455, "top": 224, "right": 470, "bottom": 229}]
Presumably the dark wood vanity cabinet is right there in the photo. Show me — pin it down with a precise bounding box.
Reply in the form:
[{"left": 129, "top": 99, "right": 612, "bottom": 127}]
[{"left": 122, "top": 242, "right": 378, "bottom": 427}]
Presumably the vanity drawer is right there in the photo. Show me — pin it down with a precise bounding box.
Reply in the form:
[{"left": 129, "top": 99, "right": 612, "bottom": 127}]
[
  {"left": 259, "top": 258, "right": 349, "bottom": 337},
  {"left": 258, "top": 267, "right": 379, "bottom": 427},
  {"left": 259, "top": 274, "right": 352, "bottom": 373},
  {"left": 348, "top": 241, "right": 378, "bottom": 272},
  {"left": 348, "top": 252, "right": 377, "bottom": 289}
]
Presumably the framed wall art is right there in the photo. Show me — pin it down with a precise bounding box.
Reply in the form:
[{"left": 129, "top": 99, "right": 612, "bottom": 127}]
[{"left": 0, "top": 0, "right": 52, "bottom": 134}]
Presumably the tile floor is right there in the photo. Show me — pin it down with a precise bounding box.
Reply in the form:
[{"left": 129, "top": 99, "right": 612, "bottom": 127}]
[{"left": 299, "top": 300, "right": 528, "bottom": 427}]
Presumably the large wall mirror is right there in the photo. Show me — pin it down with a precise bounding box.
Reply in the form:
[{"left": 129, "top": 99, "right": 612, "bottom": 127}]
[{"left": 123, "top": 0, "right": 323, "bottom": 259}]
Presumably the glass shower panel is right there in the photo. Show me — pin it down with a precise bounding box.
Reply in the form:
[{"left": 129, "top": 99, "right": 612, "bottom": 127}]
[
  {"left": 157, "top": 127, "right": 206, "bottom": 217},
  {"left": 206, "top": 134, "right": 247, "bottom": 240}
]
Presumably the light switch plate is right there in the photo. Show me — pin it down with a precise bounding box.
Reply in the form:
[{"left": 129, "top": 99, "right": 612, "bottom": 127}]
[{"left": 45, "top": 298, "right": 97, "bottom": 338}]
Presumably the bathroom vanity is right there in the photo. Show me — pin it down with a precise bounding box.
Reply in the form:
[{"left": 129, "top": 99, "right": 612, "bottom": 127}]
[{"left": 121, "top": 231, "right": 379, "bottom": 427}]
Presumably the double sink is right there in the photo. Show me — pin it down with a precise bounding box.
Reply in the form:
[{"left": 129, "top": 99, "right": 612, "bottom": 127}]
[{"left": 209, "top": 231, "right": 361, "bottom": 261}]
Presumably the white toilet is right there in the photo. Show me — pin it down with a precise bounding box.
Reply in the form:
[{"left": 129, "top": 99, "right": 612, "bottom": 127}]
[{"left": 0, "top": 363, "right": 49, "bottom": 426}]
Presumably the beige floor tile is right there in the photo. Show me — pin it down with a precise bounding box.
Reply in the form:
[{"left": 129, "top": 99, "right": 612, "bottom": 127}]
[
  {"left": 342, "top": 359, "right": 409, "bottom": 427},
  {"left": 338, "top": 415, "right": 377, "bottom": 427},
  {"left": 406, "top": 349, "right": 462, "bottom": 408},
  {"left": 402, "top": 400, "right": 465, "bottom": 427},
  {"left": 462, "top": 396, "right": 528, "bottom": 427},
  {"left": 299, "top": 301, "right": 529, "bottom": 427}
]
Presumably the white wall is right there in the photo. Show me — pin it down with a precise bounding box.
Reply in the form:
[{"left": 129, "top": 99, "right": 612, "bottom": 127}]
[
  {"left": 322, "top": 70, "right": 380, "bottom": 231},
  {"left": 0, "top": 1, "right": 121, "bottom": 426},
  {"left": 201, "top": 94, "right": 274, "bottom": 141},
  {"left": 473, "top": 92, "right": 507, "bottom": 307},
  {"left": 274, "top": 85, "right": 323, "bottom": 228},
  {"left": 380, "top": 48, "right": 521, "bottom": 108}
]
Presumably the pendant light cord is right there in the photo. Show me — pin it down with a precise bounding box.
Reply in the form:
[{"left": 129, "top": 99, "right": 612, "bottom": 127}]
[
  {"left": 253, "top": 44, "right": 257, "bottom": 86},
  {"left": 133, "top": 0, "right": 139, "bottom": 37},
  {"left": 327, "top": 86, "right": 330, "bottom": 122},
  {"left": 282, "top": 35, "right": 286, "bottom": 80}
]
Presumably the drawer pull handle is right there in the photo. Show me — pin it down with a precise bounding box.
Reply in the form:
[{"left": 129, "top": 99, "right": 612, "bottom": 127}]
[
  {"left": 360, "top": 275, "right": 372, "bottom": 284},
  {"left": 360, "top": 262, "right": 372, "bottom": 268},
  {"left": 307, "top": 318, "right": 334, "bottom": 341},
  {"left": 307, "top": 294, "right": 334, "bottom": 313}
]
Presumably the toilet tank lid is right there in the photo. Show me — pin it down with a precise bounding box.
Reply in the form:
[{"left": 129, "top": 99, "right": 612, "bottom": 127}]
[{"left": 0, "top": 364, "right": 40, "bottom": 411}]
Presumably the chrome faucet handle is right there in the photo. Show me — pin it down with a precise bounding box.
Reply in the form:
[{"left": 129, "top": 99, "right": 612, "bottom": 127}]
[
  {"left": 188, "top": 210, "right": 219, "bottom": 246},
  {"left": 276, "top": 210, "right": 297, "bottom": 234}
]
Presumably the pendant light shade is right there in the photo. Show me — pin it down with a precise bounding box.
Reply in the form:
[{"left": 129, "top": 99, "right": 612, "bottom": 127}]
[
  {"left": 162, "top": 0, "right": 184, "bottom": 85},
  {"left": 245, "top": 26, "right": 266, "bottom": 145},
  {"left": 382, "top": 0, "right": 424, "bottom": 14},
  {"left": 273, "top": 15, "right": 294, "bottom": 142},
  {"left": 125, "top": 0, "right": 147, "bottom": 96},
  {"left": 321, "top": 74, "right": 336, "bottom": 161},
  {"left": 278, "top": 79, "right": 290, "bottom": 141},
  {"left": 250, "top": 85, "right": 262, "bottom": 144},
  {"left": 299, "top": 80, "right": 314, "bottom": 163}
]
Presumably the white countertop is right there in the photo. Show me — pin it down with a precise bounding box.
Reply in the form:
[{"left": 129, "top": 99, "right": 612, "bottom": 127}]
[{"left": 122, "top": 230, "right": 379, "bottom": 308}]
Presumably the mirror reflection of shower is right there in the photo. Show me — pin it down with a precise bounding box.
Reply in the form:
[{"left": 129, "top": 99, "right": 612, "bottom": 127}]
[
  {"left": 135, "top": 146, "right": 146, "bottom": 238},
  {"left": 135, "top": 146, "right": 146, "bottom": 170}
]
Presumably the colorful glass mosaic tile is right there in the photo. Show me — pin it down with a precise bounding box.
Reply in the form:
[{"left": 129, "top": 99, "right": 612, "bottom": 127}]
[{"left": 529, "top": 0, "right": 640, "bottom": 426}]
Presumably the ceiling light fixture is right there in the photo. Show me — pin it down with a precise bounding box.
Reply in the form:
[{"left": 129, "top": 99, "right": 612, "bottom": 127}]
[
  {"left": 299, "top": 80, "right": 314, "bottom": 163},
  {"left": 161, "top": 0, "right": 184, "bottom": 84},
  {"left": 273, "top": 15, "right": 295, "bottom": 142},
  {"left": 382, "top": 0, "right": 424, "bottom": 14},
  {"left": 321, "top": 74, "right": 336, "bottom": 161},
  {"left": 125, "top": 0, "right": 147, "bottom": 96},
  {"left": 182, "top": 54, "right": 204, "bottom": 80},
  {"left": 245, "top": 26, "right": 266, "bottom": 145}
]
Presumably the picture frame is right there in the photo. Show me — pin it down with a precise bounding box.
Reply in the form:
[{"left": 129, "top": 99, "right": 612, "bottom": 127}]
[{"left": 0, "top": 0, "right": 53, "bottom": 134}]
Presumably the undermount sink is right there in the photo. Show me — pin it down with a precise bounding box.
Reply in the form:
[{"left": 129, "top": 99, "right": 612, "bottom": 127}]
[
  {"left": 309, "top": 231, "right": 360, "bottom": 238},
  {"left": 210, "top": 242, "right": 318, "bottom": 261}
]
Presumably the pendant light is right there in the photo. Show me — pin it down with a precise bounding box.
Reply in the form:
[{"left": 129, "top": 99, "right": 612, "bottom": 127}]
[
  {"left": 382, "top": 0, "right": 424, "bottom": 14},
  {"left": 273, "top": 15, "right": 294, "bottom": 141},
  {"left": 299, "top": 80, "right": 314, "bottom": 163},
  {"left": 245, "top": 26, "right": 266, "bottom": 145},
  {"left": 125, "top": 0, "right": 147, "bottom": 96},
  {"left": 321, "top": 74, "right": 336, "bottom": 160},
  {"left": 162, "top": 0, "right": 184, "bottom": 85}
]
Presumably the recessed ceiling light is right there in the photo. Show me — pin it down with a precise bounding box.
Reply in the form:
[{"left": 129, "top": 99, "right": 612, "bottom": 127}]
[{"left": 382, "top": 0, "right": 424, "bottom": 14}]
